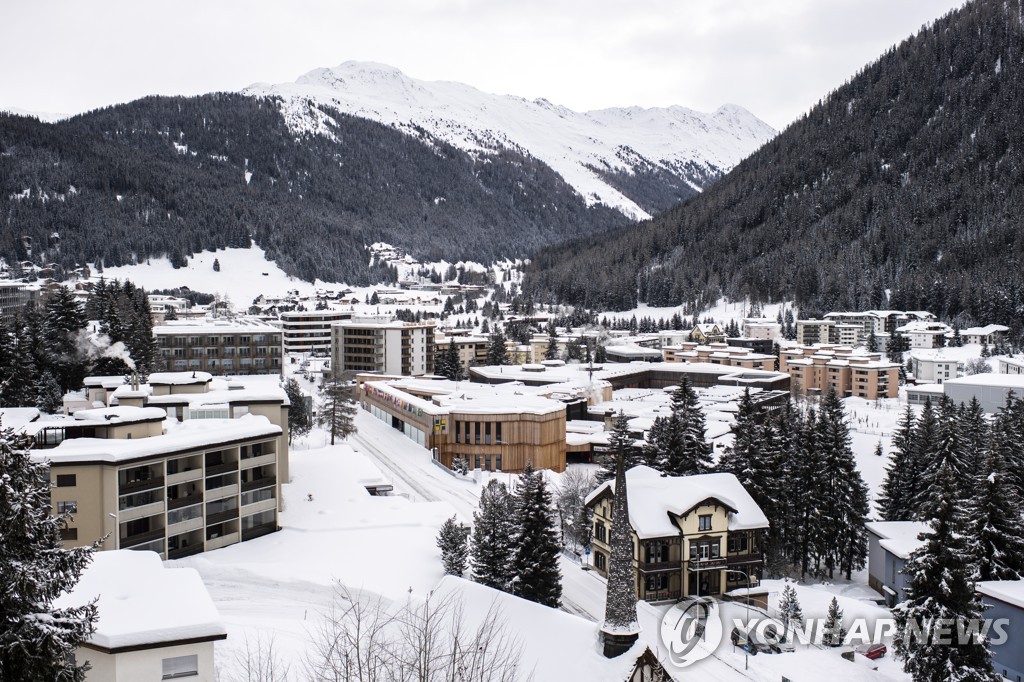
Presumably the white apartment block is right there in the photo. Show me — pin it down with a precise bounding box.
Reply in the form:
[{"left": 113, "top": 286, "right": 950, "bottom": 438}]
[
  {"left": 332, "top": 319, "right": 436, "bottom": 376},
  {"left": 910, "top": 350, "right": 964, "bottom": 384},
  {"left": 279, "top": 309, "right": 353, "bottom": 354}
]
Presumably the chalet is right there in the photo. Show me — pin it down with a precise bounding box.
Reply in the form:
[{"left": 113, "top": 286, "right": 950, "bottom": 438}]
[
  {"left": 585, "top": 466, "right": 768, "bottom": 601},
  {"left": 689, "top": 323, "right": 725, "bottom": 344}
]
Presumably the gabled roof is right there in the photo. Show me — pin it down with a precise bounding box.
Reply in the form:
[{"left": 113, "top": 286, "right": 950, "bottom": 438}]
[{"left": 585, "top": 465, "right": 769, "bottom": 539}]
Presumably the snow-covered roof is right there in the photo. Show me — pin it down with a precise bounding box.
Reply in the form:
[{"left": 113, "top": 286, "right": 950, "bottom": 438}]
[
  {"left": 148, "top": 371, "right": 213, "bottom": 385},
  {"left": 944, "top": 373, "right": 1024, "bottom": 389},
  {"left": 0, "top": 407, "right": 40, "bottom": 431},
  {"left": 72, "top": 406, "right": 167, "bottom": 423},
  {"left": 53, "top": 551, "right": 226, "bottom": 650},
  {"left": 153, "top": 318, "right": 280, "bottom": 334},
  {"left": 32, "top": 415, "right": 281, "bottom": 464},
  {"left": 586, "top": 465, "right": 769, "bottom": 538},
  {"left": 865, "top": 521, "right": 929, "bottom": 560},
  {"left": 431, "top": 575, "right": 642, "bottom": 680},
  {"left": 961, "top": 324, "right": 1009, "bottom": 336},
  {"left": 977, "top": 580, "right": 1024, "bottom": 610}
]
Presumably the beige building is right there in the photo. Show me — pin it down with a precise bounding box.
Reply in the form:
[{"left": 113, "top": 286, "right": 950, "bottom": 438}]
[
  {"left": 586, "top": 466, "right": 768, "bottom": 601},
  {"left": 690, "top": 323, "right": 725, "bottom": 344},
  {"left": 779, "top": 344, "right": 899, "bottom": 399},
  {"left": 154, "top": 318, "right": 284, "bottom": 376},
  {"left": 332, "top": 319, "right": 435, "bottom": 376},
  {"left": 662, "top": 342, "right": 775, "bottom": 371},
  {"left": 435, "top": 334, "right": 489, "bottom": 372},
  {"left": 796, "top": 319, "right": 836, "bottom": 345}
]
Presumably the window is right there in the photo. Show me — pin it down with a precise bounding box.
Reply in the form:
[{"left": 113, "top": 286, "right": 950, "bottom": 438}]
[
  {"left": 495, "top": 421, "right": 502, "bottom": 443},
  {"left": 57, "top": 500, "right": 78, "bottom": 515},
  {"left": 645, "top": 574, "right": 669, "bottom": 592},
  {"left": 645, "top": 540, "right": 669, "bottom": 563},
  {"left": 60, "top": 527, "right": 78, "bottom": 541},
  {"left": 162, "top": 654, "right": 199, "bottom": 679},
  {"left": 728, "top": 535, "right": 749, "bottom": 554},
  {"left": 484, "top": 422, "right": 491, "bottom": 445},
  {"left": 56, "top": 474, "right": 77, "bottom": 487},
  {"left": 698, "top": 515, "right": 712, "bottom": 531},
  {"left": 594, "top": 551, "right": 606, "bottom": 571},
  {"left": 595, "top": 522, "right": 607, "bottom": 543}
]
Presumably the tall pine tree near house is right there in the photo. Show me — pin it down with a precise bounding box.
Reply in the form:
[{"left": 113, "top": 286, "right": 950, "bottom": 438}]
[
  {"left": 597, "top": 411, "right": 640, "bottom": 484},
  {"left": 441, "top": 342, "right": 464, "bottom": 381},
  {"left": 667, "top": 378, "right": 712, "bottom": 475},
  {"left": 960, "top": 397, "right": 989, "bottom": 472},
  {"left": 716, "top": 388, "right": 758, "bottom": 477},
  {"left": 34, "top": 371, "right": 63, "bottom": 414},
  {"left": 914, "top": 396, "right": 970, "bottom": 513},
  {"left": 972, "top": 448, "right": 1024, "bottom": 582},
  {"left": 990, "top": 394, "right": 1024, "bottom": 502},
  {"left": 436, "top": 516, "right": 470, "bottom": 576},
  {"left": 317, "top": 372, "right": 358, "bottom": 445},
  {"left": 878, "top": 405, "right": 918, "bottom": 520},
  {"left": 510, "top": 463, "right": 562, "bottom": 607},
  {"left": 544, "top": 334, "right": 559, "bottom": 361},
  {"left": 791, "top": 407, "right": 823, "bottom": 579},
  {"left": 0, "top": 424, "right": 98, "bottom": 681},
  {"left": 283, "top": 378, "right": 312, "bottom": 444},
  {"left": 908, "top": 398, "right": 939, "bottom": 520},
  {"left": 893, "top": 461, "right": 997, "bottom": 682},
  {"left": 471, "top": 480, "right": 516, "bottom": 591},
  {"left": 486, "top": 329, "right": 508, "bottom": 366},
  {"left": 778, "top": 580, "right": 804, "bottom": 631}
]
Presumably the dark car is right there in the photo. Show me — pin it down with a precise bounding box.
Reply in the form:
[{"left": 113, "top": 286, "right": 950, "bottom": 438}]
[{"left": 856, "top": 643, "right": 887, "bottom": 660}]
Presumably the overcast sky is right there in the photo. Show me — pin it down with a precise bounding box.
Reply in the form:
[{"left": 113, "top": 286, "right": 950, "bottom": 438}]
[{"left": 1, "top": 0, "right": 965, "bottom": 130}]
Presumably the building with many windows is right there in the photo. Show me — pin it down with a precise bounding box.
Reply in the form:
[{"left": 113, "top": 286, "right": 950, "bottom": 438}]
[
  {"left": 585, "top": 466, "right": 768, "bottom": 601},
  {"left": 0, "top": 280, "right": 32, "bottom": 321},
  {"left": 154, "top": 319, "right": 283, "bottom": 376},
  {"left": 661, "top": 342, "right": 776, "bottom": 371},
  {"left": 332, "top": 319, "right": 435, "bottom": 376},
  {"left": 279, "top": 309, "right": 353, "bottom": 354},
  {"left": 779, "top": 344, "right": 899, "bottom": 399}
]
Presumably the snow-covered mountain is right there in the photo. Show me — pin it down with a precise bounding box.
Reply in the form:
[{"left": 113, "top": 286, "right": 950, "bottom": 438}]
[{"left": 244, "top": 61, "right": 776, "bottom": 220}]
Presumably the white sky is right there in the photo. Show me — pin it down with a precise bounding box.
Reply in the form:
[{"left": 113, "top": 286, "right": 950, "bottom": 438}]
[{"left": 1, "top": 0, "right": 966, "bottom": 130}]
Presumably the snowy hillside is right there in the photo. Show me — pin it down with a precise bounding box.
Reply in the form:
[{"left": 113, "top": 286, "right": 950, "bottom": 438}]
[{"left": 244, "top": 61, "right": 776, "bottom": 220}]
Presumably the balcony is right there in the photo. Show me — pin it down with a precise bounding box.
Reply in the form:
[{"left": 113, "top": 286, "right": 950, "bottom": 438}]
[
  {"left": 240, "top": 453, "right": 276, "bottom": 469},
  {"left": 206, "top": 483, "right": 238, "bottom": 501},
  {"left": 167, "top": 468, "right": 203, "bottom": 486},
  {"left": 241, "top": 476, "right": 276, "bottom": 493},
  {"left": 687, "top": 557, "right": 728, "bottom": 572},
  {"left": 118, "top": 500, "right": 165, "bottom": 523},
  {"left": 241, "top": 497, "right": 277, "bottom": 516},
  {"left": 119, "top": 476, "right": 165, "bottom": 495},
  {"left": 638, "top": 560, "right": 682, "bottom": 574},
  {"left": 166, "top": 515, "right": 204, "bottom": 536},
  {"left": 207, "top": 507, "right": 239, "bottom": 526},
  {"left": 167, "top": 492, "right": 203, "bottom": 511},
  {"left": 120, "top": 527, "right": 165, "bottom": 549},
  {"left": 167, "top": 543, "right": 204, "bottom": 561},
  {"left": 206, "top": 531, "right": 239, "bottom": 551},
  {"left": 241, "top": 522, "right": 277, "bottom": 542},
  {"left": 205, "top": 462, "right": 237, "bottom": 477}
]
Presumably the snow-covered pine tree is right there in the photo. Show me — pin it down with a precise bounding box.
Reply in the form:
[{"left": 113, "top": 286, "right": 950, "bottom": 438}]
[
  {"left": 471, "top": 479, "right": 515, "bottom": 591},
  {"left": 283, "top": 378, "right": 311, "bottom": 444},
  {"left": 0, "top": 424, "right": 98, "bottom": 680},
  {"left": 486, "top": 329, "right": 508, "bottom": 366},
  {"left": 908, "top": 398, "right": 939, "bottom": 520},
  {"left": 821, "top": 597, "right": 846, "bottom": 647},
  {"left": 716, "top": 387, "right": 758, "bottom": 477},
  {"left": 597, "top": 411, "right": 640, "bottom": 484},
  {"left": 436, "top": 516, "right": 470, "bottom": 576},
  {"left": 544, "top": 335, "right": 559, "bottom": 361},
  {"left": 960, "top": 397, "right": 989, "bottom": 473},
  {"left": 791, "top": 407, "right": 823, "bottom": 579},
  {"left": 877, "top": 405, "right": 917, "bottom": 521},
  {"left": 989, "top": 393, "right": 1024, "bottom": 502},
  {"left": 893, "top": 461, "right": 997, "bottom": 682},
  {"left": 510, "top": 463, "right": 562, "bottom": 607},
  {"left": 914, "top": 396, "right": 970, "bottom": 513},
  {"left": 972, "top": 448, "right": 1024, "bottom": 582},
  {"left": 443, "top": 342, "right": 464, "bottom": 381},
  {"left": 777, "top": 580, "right": 804, "bottom": 630},
  {"left": 35, "top": 371, "right": 63, "bottom": 414},
  {"left": 666, "top": 379, "right": 712, "bottom": 475},
  {"left": 317, "top": 373, "right": 358, "bottom": 445}
]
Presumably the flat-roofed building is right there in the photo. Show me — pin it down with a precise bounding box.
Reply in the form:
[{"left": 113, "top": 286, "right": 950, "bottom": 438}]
[
  {"left": 332, "top": 319, "right": 435, "bottom": 376},
  {"left": 0, "top": 280, "right": 31, "bottom": 321},
  {"left": 779, "top": 344, "right": 898, "bottom": 399},
  {"left": 154, "top": 318, "right": 283, "bottom": 376},
  {"left": 796, "top": 319, "right": 835, "bottom": 345},
  {"left": 279, "top": 309, "right": 353, "bottom": 354},
  {"left": 662, "top": 342, "right": 775, "bottom": 371}
]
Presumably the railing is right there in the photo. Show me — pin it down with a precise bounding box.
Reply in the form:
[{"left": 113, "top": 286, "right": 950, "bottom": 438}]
[
  {"left": 205, "top": 462, "right": 237, "bottom": 477},
  {"left": 207, "top": 508, "right": 239, "bottom": 526},
  {"left": 167, "top": 493, "right": 203, "bottom": 511},
  {"left": 687, "top": 557, "right": 728, "bottom": 571},
  {"left": 167, "top": 543, "right": 204, "bottom": 561},
  {"left": 120, "top": 527, "right": 165, "bottom": 549},
  {"left": 241, "top": 476, "right": 276, "bottom": 493},
  {"left": 642, "top": 590, "right": 681, "bottom": 602},
  {"left": 119, "top": 476, "right": 165, "bottom": 495},
  {"left": 639, "top": 560, "right": 682, "bottom": 573},
  {"left": 241, "top": 522, "right": 277, "bottom": 541}
]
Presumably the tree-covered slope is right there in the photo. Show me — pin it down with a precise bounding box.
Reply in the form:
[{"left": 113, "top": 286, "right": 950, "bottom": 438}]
[
  {"left": 0, "top": 94, "right": 627, "bottom": 284},
  {"left": 526, "top": 0, "right": 1024, "bottom": 328}
]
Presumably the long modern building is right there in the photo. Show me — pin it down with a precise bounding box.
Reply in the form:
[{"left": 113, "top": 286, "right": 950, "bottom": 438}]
[
  {"left": 360, "top": 377, "right": 567, "bottom": 472},
  {"left": 779, "top": 344, "right": 899, "bottom": 399},
  {"left": 279, "top": 309, "right": 353, "bottom": 354},
  {"left": 332, "top": 319, "right": 435, "bottom": 376},
  {"left": 154, "top": 318, "right": 284, "bottom": 376}
]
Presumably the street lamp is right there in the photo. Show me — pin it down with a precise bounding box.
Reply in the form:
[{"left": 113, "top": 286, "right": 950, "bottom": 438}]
[{"left": 727, "top": 569, "right": 752, "bottom": 671}]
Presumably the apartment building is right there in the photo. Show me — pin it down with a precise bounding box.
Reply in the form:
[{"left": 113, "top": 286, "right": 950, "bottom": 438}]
[
  {"left": 961, "top": 324, "right": 1010, "bottom": 345},
  {"left": 909, "top": 350, "right": 963, "bottom": 384},
  {"left": 586, "top": 466, "right": 768, "bottom": 601},
  {"left": 332, "top": 319, "right": 435, "bottom": 376},
  {"left": 0, "top": 280, "right": 31, "bottom": 321},
  {"left": 795, "top": 319, "right": 835, "bottom": 345},
  {"left": 895, "top": 321, "right": 953, "bottom": 349},
  {"left": 436, "top": 334, "right": 490, "bottom": 371},
  {"left": 33, "top": 406, "right": 282, "bottom": 560},
  {"left": 779, "top": 344, "right": 899, "bottom": 399},
  {"left": 279, "top": 309, "right": 353, "bottom": 354},
  {"left": 662, "top": 341, "right": 775, "bottom": 371},
  {"left": 154, "top": 318, "right": 283, "bottom": 376}
]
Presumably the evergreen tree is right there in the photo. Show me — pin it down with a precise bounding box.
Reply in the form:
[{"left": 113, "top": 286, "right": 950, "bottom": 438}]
[
  {"left": 544, "top": 334, "right": 559, "bottom": 361},
  {"left": 666, "top": 379, "right": 712, "bottom": 475},
  {"left": 0, "top": 424, "right": 98, "bottom": 681},
  {"left": 822, "top": 597, "right": 846, "bottom": 647},
  {"left": 34, "top": 371, "right": 63, "bottom": 414},
  {"left": 915, "top": 396, "right": 969, "bottom": 512},
  {"left": 436, "top": 516, "right": 470, "bottom": 576},
  {"left": 894, "top": 461, "right": 997, "bottom": 682},
  {"left": 597, "top": 411, "right": 640, "bottom": 484},
  {"left": 972, "top": 448, "right": 1024, "bottom": 582},
  {"left": 317, "top": 373, "right": 358, "bottom": 445},
  {"left": 716, "top": 388, "right": 758, "bottom": 477},
  {"left": 510, "top": 463, "right": 562, "bottom": 607},
  {"left": 283, "top": 378, "right": 312, "bottom": 444},
  {"left": 777, "top": 580, "right": 804, "bottom": 631},
  {"left": 441, "top": 342, "right": 465, "bottom": 381},
  {"left": 887, "top": 331, "right": 907, "bottom": 364},
  {"left": 594, "top": 344, "right": 607, "bottom": 364},
  {"left": 213, "top": 258, "right": 221, "bottom": 272},
  {"left": 791, "top": 407, "right": 824, "bottom": 579},
  {"left": 877, "top": 405, "right": 918, "bottom": 520},
  {"left": 908, "top": 398, "right": 940, "bottom": 520},
  {"left": 471, "top": 480, "right": 516, "bottom": 591},
  {"left": 486, "top": 329, "right": 509, "bottom": 366},
  {"left": 866, "top": 330, "right": 878, "bottom": 353}
]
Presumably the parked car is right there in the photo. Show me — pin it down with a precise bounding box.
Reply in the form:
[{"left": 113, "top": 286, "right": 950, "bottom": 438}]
[
  {"left": 730, "top": 627, "right": 774, "bottom": 654},
  {"left": 762, "top": 624, "right": 796, "bottom": 653},
  {"left": 856, "top": 643, "right": 887, "bottom": 660}
]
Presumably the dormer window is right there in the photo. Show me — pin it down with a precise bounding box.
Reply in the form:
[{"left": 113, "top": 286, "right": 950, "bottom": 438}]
[{"left": 698, "top": 514, "right": 712, "bottom": 531}]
